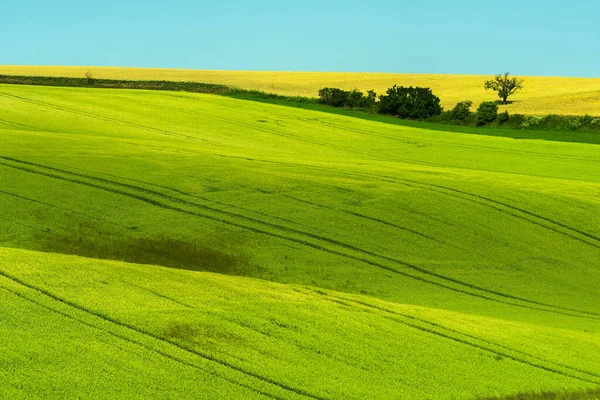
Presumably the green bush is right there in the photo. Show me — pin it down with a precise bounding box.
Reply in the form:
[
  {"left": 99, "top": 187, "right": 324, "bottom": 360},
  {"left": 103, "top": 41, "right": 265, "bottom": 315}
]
[
  {"left": 476, "top": 101, "right": 499, "bottom": 125},
  {"left": 517, "top": 114, "right": 600, "bottom": 131},
  {"left": 317, "top": 87, "right": 377, "bottom": 109},
  {"left": 378, "top": 85, "right": 443, "bottom": 119},
  {"left": 318, "top": 87, "right": 350, "bottom": 107},
  {"left": 497, "top": 110, "right": 510, "bottom": 124},
  {"left": 448, "top": 101, "right": 473, "bottom": 122}
]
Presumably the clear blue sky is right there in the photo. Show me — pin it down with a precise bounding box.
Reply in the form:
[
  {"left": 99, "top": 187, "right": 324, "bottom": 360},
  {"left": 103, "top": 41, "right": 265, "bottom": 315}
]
[{"left": 2, "top": 0, "right": 599, "bottom": 77}]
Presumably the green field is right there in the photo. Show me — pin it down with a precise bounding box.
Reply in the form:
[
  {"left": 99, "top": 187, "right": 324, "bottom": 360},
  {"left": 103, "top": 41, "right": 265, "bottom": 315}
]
[
  {"left": 1, "top": 84, "right": 599, "bottom": 399},
  {"left": 3, "top": 66, "right": 600, "bottom": 116}
]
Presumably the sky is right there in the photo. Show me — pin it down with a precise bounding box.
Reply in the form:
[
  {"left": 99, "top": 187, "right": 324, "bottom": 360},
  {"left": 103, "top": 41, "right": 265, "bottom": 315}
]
[{"left": 1, "top": 0, "right": 599, "bottom": 77}]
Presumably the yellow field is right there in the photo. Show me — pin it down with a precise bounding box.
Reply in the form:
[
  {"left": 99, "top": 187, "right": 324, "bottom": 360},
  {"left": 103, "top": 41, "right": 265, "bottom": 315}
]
[{"left": 1, "top": 65, "right": 600, "bottom": 115}]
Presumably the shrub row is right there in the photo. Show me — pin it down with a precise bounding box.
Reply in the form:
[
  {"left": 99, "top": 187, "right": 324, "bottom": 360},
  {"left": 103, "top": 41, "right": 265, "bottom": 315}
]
[
  {"left": 318, "top": 85, "right": 443, "bottom": 119},
  {"left": 0, "top": 74, "right": 232, "bottom": 94},
  {"left": 511, "top": 114, "right": 600, "bottom": 131},
  {"left": 1, "top": 74, "right": 597, "bottom": 132},
  {"left": 435, "top": 101, "right": 600, "bottom": 130},
  {"left": 317, "top": 85, "right": 511, "bottom": 126},
  {"left": 317, "top": 87, "right": 377, "bottom": 109},
  {"left": 434, "top": 101, "right": 507, "bottom": 126}
]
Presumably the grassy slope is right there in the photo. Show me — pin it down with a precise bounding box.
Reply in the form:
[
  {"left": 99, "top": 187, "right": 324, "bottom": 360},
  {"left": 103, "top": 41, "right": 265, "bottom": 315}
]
[
  {"left": 2, "top": 65, "right": 600, "bottom": 115},
  {"left": 1, "top": 247, "right": 599, "bottom": 399},
  {"left": 226, "top": 92, "right": 600, "bottom": 145},
  {"left": 1, "top": 84, "right": 599, "bottom": 398}
]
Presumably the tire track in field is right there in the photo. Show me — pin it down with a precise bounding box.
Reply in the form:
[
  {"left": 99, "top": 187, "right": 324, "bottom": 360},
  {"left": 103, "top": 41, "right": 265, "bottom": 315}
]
[
  {"left": 0, "top": 288, "right": 284, "bottom": 400},
  {"left": 289, "top": 115, "right": 600, "bottom": 164},
  {"left": 212, "top": 312, "right": 376, "bottom": 374},
  {"left": 403, "top": 178, "right": 600, "bottom": 243},
  {"left": 325, "top": 291, "right": 600, "bottom": 382},
  {"left": 0, "top": 117, "right": 46, "bottom": 132},
  {"left": 89, "top": 96, "right": 358, "bottom": 157},
  {"left": 120, "top": 280, "right": 195, "bottom": 309},
  {"left": 57, "top": 164, "right": 309, "bottom": 230},
  {"left": 0, "top": 213, "right": 49, "bottom": 233},
  {"left": 319, "top": 157, "right": 600, "bottom": 248},
  {"left": 0, "top": 290, "right": 284, "bottom": 400},
  {"left": 2, "top": 156, "right": 598, "bottom": 320},
  {"left": 0, "top": 271, "right": 325, "bottom": 400},
  {"left": 305, "top": 289, "right": 600, "bottom": 386},
  {"left": 114, "top": 278, "right": 368, "bottom": 373},
  {"left": 0, "top": 92, "right": 223, "bottom": 145},
  {"left": 0, "top": 189, "right": 133, "bottom": 230},
  {"left": 278, "top": 192, "right": 447, "bottom": 245},
  {"left": 0, "top": 285, "right": 283, "bottom": 400},
  {"left": 126, "top": 99, "right": 428, "bottom": 165},
  {"left": 210, "top": 153, "right": 600, "bottom": 250},
  {"left": 2, "top": 156, "right": 598, "bottom": 319}
]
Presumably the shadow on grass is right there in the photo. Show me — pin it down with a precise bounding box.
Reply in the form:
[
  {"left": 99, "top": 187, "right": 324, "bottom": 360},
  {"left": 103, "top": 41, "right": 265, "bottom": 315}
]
[
  {"left": 34, "top": 221, "right": 254, "bottom": 276},
  {"left": 478, "top": 387, "right": 600, "bottom": 400}
]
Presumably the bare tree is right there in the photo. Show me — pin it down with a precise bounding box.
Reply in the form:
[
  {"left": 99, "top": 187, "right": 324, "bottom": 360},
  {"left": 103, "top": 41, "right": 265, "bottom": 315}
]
[
  {"left": 484, "top": 72, "right": 524, "bottom": 104},
  {"left": 84, "top": 70, "right": 94, "bottom": 84}
]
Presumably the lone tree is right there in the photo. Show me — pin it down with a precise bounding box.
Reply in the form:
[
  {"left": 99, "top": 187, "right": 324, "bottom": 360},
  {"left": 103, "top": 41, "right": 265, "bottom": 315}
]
[
  {"left": 484, "top": 72, "right": 524, "bottom": 104},
  {"left": 84, "top": 70, "right": 95, "bottom": 85}
]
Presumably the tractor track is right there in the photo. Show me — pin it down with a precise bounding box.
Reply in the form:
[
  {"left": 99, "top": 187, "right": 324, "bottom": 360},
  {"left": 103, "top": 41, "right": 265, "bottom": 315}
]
[
  {"left": 306, "top": 289, "right": 600, "bottom": 386},
  {"left": 1, "top": 156, "right": 599, "bottom": 320},
  {"left": 0, "top": 271, "right": 325, "bottom": 400}
]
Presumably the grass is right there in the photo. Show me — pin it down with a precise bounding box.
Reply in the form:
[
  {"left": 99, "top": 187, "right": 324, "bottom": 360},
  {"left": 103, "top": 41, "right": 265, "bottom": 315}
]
[
  {"left": 227, "top": 90, "right": 600, "bottom": 144},
  {"left": 479, "top": 387, "right": 600, "bottom": 399},
  {"left": 2, "top": 74, "right": 599, "bottom": 145},
  {"left": 1, "top": 83, "right": 599, "bottom": 398},
  {"left": 2, "top": 65, "right": 600, "bottom": 115},
  {"left": 2, "top": 247, "right": 599, "bottom": 399}
]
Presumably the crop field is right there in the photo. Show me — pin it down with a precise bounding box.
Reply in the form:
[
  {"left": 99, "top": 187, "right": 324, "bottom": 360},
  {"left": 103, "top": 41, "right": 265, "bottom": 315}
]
[
  {"left": 2, "top": 65, "right": 600, "bottom": 116},
  {"left": 1, "top": 84, "right": 599, "bottom": 399}
]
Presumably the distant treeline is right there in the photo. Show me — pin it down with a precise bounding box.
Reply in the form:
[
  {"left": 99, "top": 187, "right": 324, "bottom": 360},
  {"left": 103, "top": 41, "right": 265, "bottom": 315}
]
[
  {"left": 316, "top": 85, "right": 600, "bottom": 131},
  {"left": 0, "top": 74, "right": 232, "bottom": 94},
  {"left": 1, "top": 74, "right": 598, "bottom": 134},
  {"left": 318, "top": 86, "right": 443, "bottom": 119}
]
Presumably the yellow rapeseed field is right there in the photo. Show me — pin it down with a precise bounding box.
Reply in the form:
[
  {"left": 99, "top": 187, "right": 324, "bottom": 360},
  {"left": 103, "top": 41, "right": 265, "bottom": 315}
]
[{"left": 1, "top": 65, "right": 600, "bottom": 115}]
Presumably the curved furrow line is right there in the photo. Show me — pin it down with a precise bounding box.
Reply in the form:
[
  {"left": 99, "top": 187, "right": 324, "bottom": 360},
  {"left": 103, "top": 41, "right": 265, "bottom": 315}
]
[
  {"left": 30, "top": 155, "right": 312, "bottom": 231},
  {"left": 119, "top": 280, "right": 195, "bottom": 309},
  {"left": 319, "top": 291, "right": 600, "bottom": 382},
  {"left": 0, "top": 165, "right": 571, "bottom": 324},
  {"left": 315, "top": 161, "right": 600, "bottom": 247},
  {"left": 126, "top": 99, "right": 427, "bottom": 165},
  {"left": 0, "top": 155, "right": 310, "bottom": 231},
  {"left": 0, "top": 117, "right": 45, "bottom": 132},
  {"left": 0, "top": 213, "right": 49, "bottom": 233},
  {"left": 305, "top": 289, "right": 600, "bottom": 385},
  {"left": 0, "top": 271, "right": 326, "bottom": 400},
  {"left": 227, "top": 154, "right": 600, "bottom": 249},
  {"left": 290, "top": 115, "right": 600, "bottom": 164},
  {"left": 0, "top": 283, "right": 284, "bottom": 400},
  {"left": 205, "top": 310, "right": 376, "bottom": 374},
  {"left": 419, "top": 185, "right": 600, "bottom": 249},
  {"left": 64, "top": 166, "right": 309, "bottom": 229},
  {"left": 118, "top": 99, "right": 358, "bottom": 155},
  {"left": 0, "top": 92, "right": 221, "bottom": 145},
  {"left": 326, "top": 161, "right": 600, "bottom": 248},
  {"left": 403, "top": 178, "right": 600, "bottom": 243},
  {"left": 0, "top": 189, "right": 134, "bottom": 230},
  {"left": 278, "top": 193, "right": 448, "bottom": 245},
  {"left": 1, "top": 158, "right": 598, "bottom": 319}
]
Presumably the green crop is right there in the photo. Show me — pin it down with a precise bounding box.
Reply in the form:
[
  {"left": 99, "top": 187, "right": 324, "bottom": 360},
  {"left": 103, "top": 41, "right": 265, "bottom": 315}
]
[{"left": 1, "top": 84, "right": 599, "bottom": 399}]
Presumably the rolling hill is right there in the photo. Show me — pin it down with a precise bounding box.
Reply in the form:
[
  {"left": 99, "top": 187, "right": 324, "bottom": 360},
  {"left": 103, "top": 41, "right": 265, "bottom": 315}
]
[
  {"left": 1, "top": 66, "right": 600, "bottom": 116},
  {"left": 1, "top": 83, "right": 599, "bottom": 399}
]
